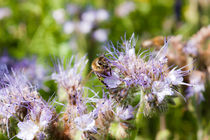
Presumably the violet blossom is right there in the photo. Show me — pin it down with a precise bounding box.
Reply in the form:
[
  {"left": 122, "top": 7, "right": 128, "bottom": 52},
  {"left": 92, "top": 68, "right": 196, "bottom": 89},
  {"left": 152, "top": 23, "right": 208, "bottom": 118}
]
[{"left": 104, "top": 34, "right": 191, "bottom": 115}]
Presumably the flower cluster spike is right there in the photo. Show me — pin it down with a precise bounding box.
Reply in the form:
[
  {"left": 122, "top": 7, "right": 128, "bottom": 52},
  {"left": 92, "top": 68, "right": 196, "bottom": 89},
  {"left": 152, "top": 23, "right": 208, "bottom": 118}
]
[
  {"left": 0, "top": 66, "right": 58, "bottom": 140},
  {"left": 103, "top": 34, "right": 191, "bottom": 115},
  {"left": 51, "top": 56, "right": 89, "bottom": 139}
]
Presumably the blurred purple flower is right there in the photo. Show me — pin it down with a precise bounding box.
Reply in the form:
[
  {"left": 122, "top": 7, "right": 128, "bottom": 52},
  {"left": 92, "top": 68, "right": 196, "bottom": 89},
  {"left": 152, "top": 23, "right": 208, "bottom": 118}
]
[
  {"left": 0, "top": 7, "right": 11, "bottom": 20},
  {"left": 0, "top": 54, "right": 47, "bottom": 89},
  {"left": 183, "top": 39, "right": 198, "bottom": 57},
  {"left": 115, "top": 1, "right": 135, "bottom": 17},
  {"left": 93, "top": 29, "right": 108, "bottom": 42},
  {"left": 186, "top": 71, "right": 205, "bottom": 103},
  {"left": 66, "top": 4, "right": 80, "bottom": 15}
]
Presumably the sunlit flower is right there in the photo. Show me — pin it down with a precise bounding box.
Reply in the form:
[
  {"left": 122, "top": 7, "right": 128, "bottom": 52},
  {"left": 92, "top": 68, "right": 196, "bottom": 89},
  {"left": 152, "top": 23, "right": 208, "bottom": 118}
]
[
  {"left": 166, "top": 66, "right": 191, "bottom": 86},
  {"left": 52, "top": 56, "right": 89, "bottom": 139},
  {"left": 0, "top": 66, "right": 56, "bottom": 139},
  {"left": 152, "top": 81, "right": 174, "bottom": 103},
  {"left": 17, "top": 120, "right": 39, "bottom": 140},
  {"left": 0, "top": 70, "right": 39, "bottom": 119}
]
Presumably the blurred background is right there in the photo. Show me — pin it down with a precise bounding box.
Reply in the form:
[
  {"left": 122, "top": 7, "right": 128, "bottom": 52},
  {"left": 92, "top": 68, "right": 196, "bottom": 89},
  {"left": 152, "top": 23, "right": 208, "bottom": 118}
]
[{"left": 0, "top": 0, "right": 209, "bottom": 139}]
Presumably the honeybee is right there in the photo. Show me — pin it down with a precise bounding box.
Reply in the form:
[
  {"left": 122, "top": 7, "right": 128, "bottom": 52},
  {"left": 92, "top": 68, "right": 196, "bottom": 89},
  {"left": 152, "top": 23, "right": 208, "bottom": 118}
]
[
  {"left": 141, "top": 36, "right": 164, "bottom": 49},
  {"left": 91, "top": 56, "right": 112, "bottom": 87},
  {"left": 91, "top": 56, "right": 129, "bottom": 102}
]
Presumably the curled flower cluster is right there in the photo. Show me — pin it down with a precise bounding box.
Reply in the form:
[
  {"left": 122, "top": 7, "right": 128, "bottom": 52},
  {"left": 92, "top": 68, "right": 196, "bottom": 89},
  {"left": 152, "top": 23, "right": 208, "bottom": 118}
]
[
  {"left": 104, "top": 34, "right": 190, "bottom": 115},
  {"left": 52, "top": 56, "right": 88, "bottom": 139},
  {"left": 0, "top": 66, "right": 58, "bottom": 140}
]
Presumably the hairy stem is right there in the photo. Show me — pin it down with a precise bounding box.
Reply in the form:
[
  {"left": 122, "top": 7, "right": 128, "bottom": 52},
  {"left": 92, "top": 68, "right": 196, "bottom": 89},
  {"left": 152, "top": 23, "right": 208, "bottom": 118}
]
[{"left": 130, "top": 90, "right": 145, "bottom": 140}]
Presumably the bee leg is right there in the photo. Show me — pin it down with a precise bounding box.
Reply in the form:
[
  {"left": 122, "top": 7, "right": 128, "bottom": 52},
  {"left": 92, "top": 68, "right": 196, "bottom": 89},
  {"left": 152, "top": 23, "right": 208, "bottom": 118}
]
[
  {"left": 95, "top": 73, "right": 109, "bottom": 88},
  {"left": 99, "top": 78, "right": 109, "bottom": 88},
  {"left": 110, "top": 69, "right": 112, "bottom": 76}
]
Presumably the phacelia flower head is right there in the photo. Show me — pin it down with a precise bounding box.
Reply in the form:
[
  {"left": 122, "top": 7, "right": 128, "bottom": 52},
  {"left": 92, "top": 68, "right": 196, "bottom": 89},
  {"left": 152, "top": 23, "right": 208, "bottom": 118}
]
[
  {"left": 104, "top": 34, "right": 191, "bottom": 115},
  {"left": 0, "top": 65, "right": 57, "bottom": 140},
  {"left": 52, "top": 56, "right": 89, "bottom": 139},
  {"left": 80, "top": 91, "right": 116, "bottom": 140},
  {"left": 52, "top": 56, "right": 88, "bottom": 95},
  {"left": 15, "top": 95, "right": 56, "bottom": 140},
  {"left": 0, "top": 69, "right": 40, "bottom": 120}
]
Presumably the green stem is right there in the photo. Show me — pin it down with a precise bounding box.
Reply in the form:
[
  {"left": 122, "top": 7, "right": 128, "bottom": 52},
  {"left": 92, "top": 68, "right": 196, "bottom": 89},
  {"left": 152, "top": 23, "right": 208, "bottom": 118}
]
[{"left": 130, "top": 91, "right": 145, "bottom": 140}]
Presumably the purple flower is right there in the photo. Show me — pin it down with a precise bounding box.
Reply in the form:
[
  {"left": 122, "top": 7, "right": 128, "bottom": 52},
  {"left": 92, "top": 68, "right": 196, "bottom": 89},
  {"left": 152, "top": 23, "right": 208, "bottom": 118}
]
[
  {"left": 183, "top": 39, "right": 198, "bottom": 57},
  {"left": 52, "top": 56, "right": 88, "bottom": 93},
  {"left": 186, "top": 71, "right": 205, "bottom": 103},
  {"left": 166, "top": 66, "right": 191, "bottom": 86},
  {"left": 13, "top": 58, "right": 47, "bottom": 87},
  {"left": 74, "top": 113, "right": 96, "bottom": 132},
  {"left": 17, "top": 120, "right": 39, "bottom": 140},
  {"left": 116, "top": 105, "right": 134, "bottom": 120},
  {"left": 104, "top": 34, "right": 191, "bottom": 115},
  {"left": 52, "top": 56, "right": 88, "bottom": 118},
  {"left": 152, "top": 81, "right": 174, "bottom": 103},
  {"left": 95, "top": 98, "right": 115, "bottom": 115},
  {"left": 103, "top": 72, "right": 122, "bottom": 88},
  {"left": 16, "top": 98, "right": 55, "bottom": 140},
  {"left": 0, "top": 67, "right": 55, "bottom": 139},
  {"left": 0, "top": 55, "right": 47, "bottom": 88},
  {"left": 0, "top": 70, "right": 36, "bottom": 119}
]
